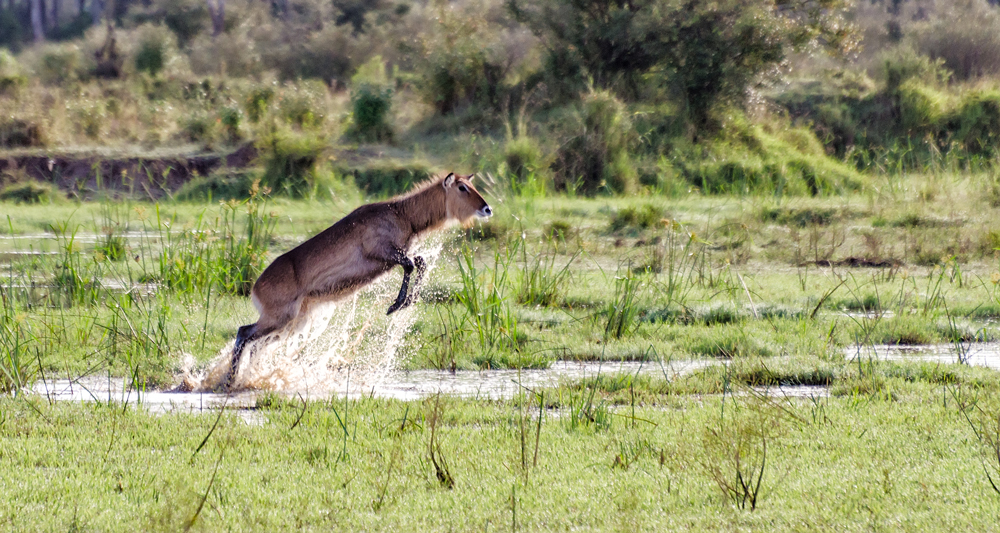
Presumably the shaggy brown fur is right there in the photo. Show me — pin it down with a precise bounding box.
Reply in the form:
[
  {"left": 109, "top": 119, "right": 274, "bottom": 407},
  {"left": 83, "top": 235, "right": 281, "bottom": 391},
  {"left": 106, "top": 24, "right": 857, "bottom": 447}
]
[{"left": 224, "top": 173, "right": 491, "bottom": 389}]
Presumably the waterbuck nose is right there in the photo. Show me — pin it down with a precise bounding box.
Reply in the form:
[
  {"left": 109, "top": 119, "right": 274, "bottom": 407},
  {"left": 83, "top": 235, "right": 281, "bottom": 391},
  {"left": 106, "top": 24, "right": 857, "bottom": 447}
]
[{"left": 479, "top": 205, "right": 493, "bottom": 218}]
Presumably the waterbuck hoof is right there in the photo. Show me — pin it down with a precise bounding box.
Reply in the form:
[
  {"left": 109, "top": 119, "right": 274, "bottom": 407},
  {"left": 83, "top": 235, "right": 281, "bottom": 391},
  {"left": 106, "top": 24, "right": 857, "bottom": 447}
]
[{"left": 387, "top": 299, "right": 409, "bottom": 315}]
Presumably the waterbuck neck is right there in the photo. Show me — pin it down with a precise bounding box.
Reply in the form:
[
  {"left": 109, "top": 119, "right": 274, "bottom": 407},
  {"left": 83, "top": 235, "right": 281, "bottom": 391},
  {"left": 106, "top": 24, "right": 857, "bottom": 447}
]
[{"left": 393, "top": 181, "right": 449, "bottom": 236}]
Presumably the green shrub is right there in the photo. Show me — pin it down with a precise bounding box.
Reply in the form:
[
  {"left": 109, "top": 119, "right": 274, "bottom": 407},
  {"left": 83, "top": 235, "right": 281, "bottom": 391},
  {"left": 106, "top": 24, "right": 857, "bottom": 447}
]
[
  {"left": 340, "top": 163, "right": 433, "bottom": 198},
  {"left": 609, "top": 204, "right": 663, "bottom": 233},
  {"left": 504, "top": 136, "right": 547, "bottom": 186},
  {"left": 258, "top": 130, "right": 328, "bottom": 198},
  {"left": 179, "top": 115, "right": 216, "bottom": 144},
  {"left": 134, "top": 30, "right": 168, "bottom": 76},
  {"left": 416, "top": 8, "right": 515, "bottom": 116},
  {"left": 282, "top": 100, "right": 320, "bottom": 129},
  {"left": 897, "top": 80, "right": 948, "bottom": 135},
  {"left": 0, "top": 119, "right": 44, "bottom": 148},
  {"left": 952, "top": 90, "right": 1000, "bottom": 157},
  {"left": 0, "top": 50, "right": 26, "bottom": 96},
  {"left": 553, "top": 90, "right": 637, "bottom": 195},
  {"left": 674, "top": 118, "right": 864, "bottom": 196},
  {"left": 37, "top": 45, "right": 88, "bottom": 85},
  {"left": 244, "top": 87, "right": 274, "bottom": 124},
  {"left": 219, "top": 106, "right": 242, "bottom": 143},
  {"left": 0, "top": 181, "right": 61, "bottom": 204},
  {"left": 878, "top": 47, "right": 951, "bottom": 94},
  {"left": 174, "top": 169, "right": 258, "bottom": 201},
  {"left": 348, "top": 85, "right": 393, "bottom": 143}
]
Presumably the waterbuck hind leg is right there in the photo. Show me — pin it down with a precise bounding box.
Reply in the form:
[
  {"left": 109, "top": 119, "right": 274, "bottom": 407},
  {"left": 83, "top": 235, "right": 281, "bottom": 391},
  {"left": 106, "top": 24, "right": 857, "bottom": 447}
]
[
  {"left": 221, "top": 323, "right": 257, "bottom": 391},
  {"left": 386, "top": 270, "right": 411, "bottom": 315},
  {"left": 387, "top": 253, "right": 416, "bottom": 315}
]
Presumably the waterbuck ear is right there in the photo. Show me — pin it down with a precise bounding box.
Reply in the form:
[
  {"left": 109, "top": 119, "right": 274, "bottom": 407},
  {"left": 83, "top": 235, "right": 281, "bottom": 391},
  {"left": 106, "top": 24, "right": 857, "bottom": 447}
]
[
  {"left": 464, "top": 173, "right": 476, "bottom": 182},
  {"left": 443, "top": 173, "right": 456, "bottom": 188}
]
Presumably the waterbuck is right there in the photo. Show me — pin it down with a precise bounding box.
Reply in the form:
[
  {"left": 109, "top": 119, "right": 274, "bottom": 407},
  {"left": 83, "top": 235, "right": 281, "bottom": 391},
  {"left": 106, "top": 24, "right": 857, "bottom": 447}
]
[{"left": 224, "top": 172, "right": 492, "bottom": 389}]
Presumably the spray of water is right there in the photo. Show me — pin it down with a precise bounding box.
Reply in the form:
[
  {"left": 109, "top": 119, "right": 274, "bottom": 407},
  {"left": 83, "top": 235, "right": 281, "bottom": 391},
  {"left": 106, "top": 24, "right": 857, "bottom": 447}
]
[{"left": 180, "top": 240, "right": 445, "bottom": 395}]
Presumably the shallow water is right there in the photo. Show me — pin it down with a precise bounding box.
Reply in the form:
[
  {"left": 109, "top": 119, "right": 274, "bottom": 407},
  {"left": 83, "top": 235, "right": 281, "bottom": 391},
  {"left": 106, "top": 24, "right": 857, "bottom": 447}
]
[
  {"left": 29, "top": 359, "right": 713, "bottom": 415},
  {"left": 27, "top": 343, "right": 1000, "bottom": 415},
  {"left": 845, "top": 342, "right": 1000, "bottom": 369}
]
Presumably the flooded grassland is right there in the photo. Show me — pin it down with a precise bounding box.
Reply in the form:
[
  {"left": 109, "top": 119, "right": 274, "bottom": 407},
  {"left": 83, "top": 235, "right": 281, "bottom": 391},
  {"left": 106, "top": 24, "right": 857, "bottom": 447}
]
[{"left": 4, "top": 181, "right": 1000, "bottom": 529}]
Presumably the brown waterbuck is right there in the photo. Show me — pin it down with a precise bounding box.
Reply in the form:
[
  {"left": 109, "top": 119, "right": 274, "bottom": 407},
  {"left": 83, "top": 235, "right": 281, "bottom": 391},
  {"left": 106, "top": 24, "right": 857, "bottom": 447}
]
[{"left": 224, "top": 172, "right": 492, "bottom": 389}]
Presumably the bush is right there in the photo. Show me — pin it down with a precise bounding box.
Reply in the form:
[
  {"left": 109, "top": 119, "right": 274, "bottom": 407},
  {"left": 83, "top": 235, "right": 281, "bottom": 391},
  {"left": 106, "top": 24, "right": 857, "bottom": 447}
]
[
  {"left": 219, "top": 106, "right": 242, "bottom": 143},
  {"left": 952, "top": 90, "right": 1000, "bottom": 157},
  {"left": 504, "top": 136, "right": 546, "bottom": 185},
  {"left": 896, "top": 80, "right": 948, "bottom": 135},
  {"left": 339, "top": 163, "right": 433, "bottom": 198},
  {"left": 258, "top": 130, "right": 328, "bottom": 198},
  {"left": 35, "top": 44, "right": 89, "bottom": 85},
  {"left": 674, "top": 119, "right": 864, "bottom": 196},
  {"left": 0, "top": 181, "right": 62, "bottom": 204},
  {"left": 134, "top": 26, "right": 172, "bottom": 77},
  {"left": 0, "top": 119, "right": 45, "bottom": 148},
  {"left": 512, "top": 0, "right": 855, "bottom": 123},
  {"left": 553, "top": 90, "right": 637, "bottom": 195},
  {"left": 349, "top": 85, "right": 394, "bottom": 143},
  {"left": 876, "top": 47, "right": 951, "bottom": 94},
  {"left": 244, "top": 87, "right": 274, "bottom": 124},
  {"left": 0, "top": 50, "right": 26, "bottom": 96},
  {"left": 415, "top": 5, "right": 527, "bottom": 117},
  {"left": 179, "top": 115, "right": 216, "bottom": 144},
  {"left": 175, "top": 169, "right": 258, "bottom": 201},
  {"left": 277, "top": 83, "right": 328, "bottom": 129},
  {"left": 257, "top": 25, "right": 360, "bottom": 82},
  {"left": 609, "top": 204, "right": 663, "bottom": 233}
]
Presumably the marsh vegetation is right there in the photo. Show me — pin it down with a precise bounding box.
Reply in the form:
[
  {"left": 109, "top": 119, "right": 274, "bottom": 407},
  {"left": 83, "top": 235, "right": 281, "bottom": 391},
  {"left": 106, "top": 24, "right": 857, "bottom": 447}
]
[{"left": 4, "top": 0, "right": 1000, "bottom": 529}]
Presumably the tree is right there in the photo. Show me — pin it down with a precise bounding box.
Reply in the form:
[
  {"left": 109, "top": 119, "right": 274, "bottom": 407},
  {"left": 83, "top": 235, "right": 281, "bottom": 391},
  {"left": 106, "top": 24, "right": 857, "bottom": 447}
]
[
  {"left": 509, "top": 0, "right": 858, "bottom": 126},
  {"left": 206, "top": 0, "right": 224, "bottom": 36},
  {"left": 30, "top": 0, "right": 44, "bottom": 41}
]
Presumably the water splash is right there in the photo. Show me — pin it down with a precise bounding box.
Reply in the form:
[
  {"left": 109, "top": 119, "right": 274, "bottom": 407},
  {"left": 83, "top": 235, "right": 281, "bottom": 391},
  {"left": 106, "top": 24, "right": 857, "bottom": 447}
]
[{"left": 180, "top": 240, "right": 445, "bottom": 394}]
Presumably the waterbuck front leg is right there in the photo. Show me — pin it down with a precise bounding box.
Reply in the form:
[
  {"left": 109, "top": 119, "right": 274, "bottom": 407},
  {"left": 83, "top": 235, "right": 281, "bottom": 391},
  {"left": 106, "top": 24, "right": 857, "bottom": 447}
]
[{"left": 386, "top": 248, "right": 424, "bottom": 315}]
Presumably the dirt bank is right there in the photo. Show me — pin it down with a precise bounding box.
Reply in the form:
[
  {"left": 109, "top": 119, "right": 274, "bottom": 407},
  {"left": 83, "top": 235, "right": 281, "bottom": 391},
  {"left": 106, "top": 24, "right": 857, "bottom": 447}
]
[{"left": 0, "top": 143, "right": 258, "bottom": 200}]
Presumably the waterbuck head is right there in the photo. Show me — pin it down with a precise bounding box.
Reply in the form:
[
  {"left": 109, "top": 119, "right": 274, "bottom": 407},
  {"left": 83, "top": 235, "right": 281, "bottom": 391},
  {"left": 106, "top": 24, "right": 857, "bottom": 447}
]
[{"left": 443, "top": 173, "right": 492, "bottom": 226}]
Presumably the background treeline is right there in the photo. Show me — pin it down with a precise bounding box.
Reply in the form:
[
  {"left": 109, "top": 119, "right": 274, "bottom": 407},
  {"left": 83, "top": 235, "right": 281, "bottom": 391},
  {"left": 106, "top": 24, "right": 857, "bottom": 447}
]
[{"left": 2, "top": 0, "right": 1000, "bottom": 200}]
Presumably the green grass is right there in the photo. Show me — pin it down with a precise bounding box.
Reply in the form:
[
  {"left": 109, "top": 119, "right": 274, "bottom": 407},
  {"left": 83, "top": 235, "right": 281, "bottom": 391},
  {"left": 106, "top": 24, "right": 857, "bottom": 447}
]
[{"left": 3, "top": 384, "right": 1000, "bottom": 530}]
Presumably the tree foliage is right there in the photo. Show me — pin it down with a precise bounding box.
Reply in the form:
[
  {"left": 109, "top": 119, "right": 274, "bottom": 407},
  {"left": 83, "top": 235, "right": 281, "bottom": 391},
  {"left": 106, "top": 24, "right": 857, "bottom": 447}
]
[{"left": 509, "top": 0, "right": 858, "bottom": 125}]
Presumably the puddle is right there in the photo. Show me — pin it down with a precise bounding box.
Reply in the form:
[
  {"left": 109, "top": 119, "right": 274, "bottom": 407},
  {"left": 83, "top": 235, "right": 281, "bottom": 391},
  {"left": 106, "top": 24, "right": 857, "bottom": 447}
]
[
  {"left": 29, "top": 360, "right": 714, "bottom": 415},
  {"left": 28, "top": 344, "right": 1000, "bottom": 416},
  {"left": 753, "top": 385, "right": 830, "bottom": 398},
  {"left": 360, "top": 360, "right": 713, "bottom": 401},
  {"left": 845, "top": 343, "right": 1000, "bottom": 369},
  {"left": 30, "top": 376, "right": 265, "bottom": 424}
]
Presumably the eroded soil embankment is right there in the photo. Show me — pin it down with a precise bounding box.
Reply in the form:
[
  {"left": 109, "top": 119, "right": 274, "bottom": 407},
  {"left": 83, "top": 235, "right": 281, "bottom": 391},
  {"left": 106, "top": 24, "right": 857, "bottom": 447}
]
[{"left": 0, "top": 143, "right": 258, "bottom": 200}]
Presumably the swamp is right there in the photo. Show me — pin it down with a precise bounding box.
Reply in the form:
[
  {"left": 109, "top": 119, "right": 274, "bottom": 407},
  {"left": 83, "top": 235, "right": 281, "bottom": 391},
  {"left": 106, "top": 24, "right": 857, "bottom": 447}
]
[{"left": 3, "top": 0, "right": 1000, "bottom": 530}]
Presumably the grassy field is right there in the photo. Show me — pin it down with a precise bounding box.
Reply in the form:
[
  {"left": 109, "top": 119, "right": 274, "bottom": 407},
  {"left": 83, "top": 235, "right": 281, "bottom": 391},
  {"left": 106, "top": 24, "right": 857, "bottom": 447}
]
[
  {"left": 2, "top": 170, "right": 1000, "bottom": 529},
  {"left": 3, "top": 381, "right": 1000, "bottom": 530}
]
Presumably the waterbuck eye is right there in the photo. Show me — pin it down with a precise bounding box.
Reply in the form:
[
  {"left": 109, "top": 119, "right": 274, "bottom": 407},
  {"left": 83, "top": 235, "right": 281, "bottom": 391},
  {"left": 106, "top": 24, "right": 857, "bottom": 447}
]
[{"left": 458, "top": 184, "right": 468, "bottom": 193}]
